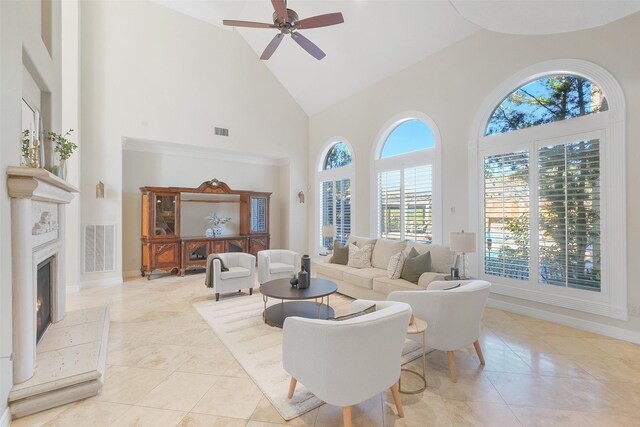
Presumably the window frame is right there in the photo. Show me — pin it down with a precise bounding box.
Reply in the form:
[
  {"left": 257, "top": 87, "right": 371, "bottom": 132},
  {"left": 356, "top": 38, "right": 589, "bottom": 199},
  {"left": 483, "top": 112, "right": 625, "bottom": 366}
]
[
  {"left": 316, "top": 139, "right": 355, "bottom": 254},
  {"left": 469, "top": 59, "right": 627, "bottom": 320},
  {"left": 372, "top": 112, "right": 442, "bottom": 243}
]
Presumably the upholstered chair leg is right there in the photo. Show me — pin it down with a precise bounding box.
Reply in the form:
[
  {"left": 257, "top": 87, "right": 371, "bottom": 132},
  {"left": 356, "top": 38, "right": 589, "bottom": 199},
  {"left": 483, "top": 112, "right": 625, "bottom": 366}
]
[
  {"left": 447, "top": 351, "right": 457, "bottom": 383},
  {"left": 474, "top": 340, "right": 485, "bottom": 365},
  {"left": 288, "top": 377, "right": 297, "bottom": 399},
  {"left": 342, "top": 406, "right": 352, "bottom": 427},
  {"left": 390, "top": 383, "right": 404, "bottom": 418},
  {"left": 215, "top": 293, "right": 220, "bottom": 302},
  {"left": 250, "top": 288, "right": 253, "bottom": 295}
]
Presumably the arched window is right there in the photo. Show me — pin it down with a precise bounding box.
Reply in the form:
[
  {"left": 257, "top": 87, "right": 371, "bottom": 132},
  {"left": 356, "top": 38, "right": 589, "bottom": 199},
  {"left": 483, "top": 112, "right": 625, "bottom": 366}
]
[
  {"left": 375, "top": 116, "right": 440, "bottom": 243},
  {"left": 317, "top": 141, "right": 354, "bottom": 251},
  {"left": 474, "top": 61, "right": 626, "bottom": 320}
]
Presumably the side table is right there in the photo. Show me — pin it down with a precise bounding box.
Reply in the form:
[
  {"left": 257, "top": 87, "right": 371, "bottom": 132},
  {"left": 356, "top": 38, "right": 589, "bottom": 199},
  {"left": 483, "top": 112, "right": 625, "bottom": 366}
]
[{"left": 399, "top": 315, "right": 428, "bottom": 394}]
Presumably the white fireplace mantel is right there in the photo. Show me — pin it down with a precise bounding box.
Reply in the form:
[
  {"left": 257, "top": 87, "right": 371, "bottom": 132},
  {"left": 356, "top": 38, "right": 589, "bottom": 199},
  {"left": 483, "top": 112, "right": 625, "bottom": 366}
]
[{"left": 7, "top": 167, "right": 78, "bottom": 384}]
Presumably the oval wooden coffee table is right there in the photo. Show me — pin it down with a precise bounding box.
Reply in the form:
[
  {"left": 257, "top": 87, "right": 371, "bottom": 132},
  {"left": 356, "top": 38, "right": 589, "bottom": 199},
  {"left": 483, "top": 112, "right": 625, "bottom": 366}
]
[{"left": 260, "top": 278, "right": 338, "bottom": 328}]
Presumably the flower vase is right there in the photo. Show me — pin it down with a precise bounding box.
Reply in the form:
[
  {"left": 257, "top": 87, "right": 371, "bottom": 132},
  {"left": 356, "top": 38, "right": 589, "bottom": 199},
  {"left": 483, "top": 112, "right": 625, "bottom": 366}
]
[
  {"left": 213, "top": 225, "right": 222, "bottom": 237},
  {"left": 53, "top": 159, "right": 67, "bottom": 180}
]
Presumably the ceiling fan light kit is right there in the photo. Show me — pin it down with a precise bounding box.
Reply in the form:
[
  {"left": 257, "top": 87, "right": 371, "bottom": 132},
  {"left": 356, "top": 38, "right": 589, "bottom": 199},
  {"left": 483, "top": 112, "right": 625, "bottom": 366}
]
[{"left": 223, "top": 0, "right": 344, "bottom": 61}]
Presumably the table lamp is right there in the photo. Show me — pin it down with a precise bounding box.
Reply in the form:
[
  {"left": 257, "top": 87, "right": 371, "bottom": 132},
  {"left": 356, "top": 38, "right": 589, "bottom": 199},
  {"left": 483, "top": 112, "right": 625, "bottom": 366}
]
[
  {"left": 450, "top": 230, "right": 476, "bottom": 279},
  {"left": 322, "top": 225, "right": 335, "bottom": 255}
]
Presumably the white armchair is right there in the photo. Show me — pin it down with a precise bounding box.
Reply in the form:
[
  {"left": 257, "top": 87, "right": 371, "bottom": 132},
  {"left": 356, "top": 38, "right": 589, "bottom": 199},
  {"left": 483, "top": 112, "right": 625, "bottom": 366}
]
[
  {"left": 257, "top": 249, "right": 300, "bottom": 284},
  {"left": 283, "top": 300, "right": 412, "bottom": 427},
  {"left": 388, "top": 280, "right": 491, "bottom": 383},
  {"left": 206, "top": 252, "right": 256, "bottom": 301}
]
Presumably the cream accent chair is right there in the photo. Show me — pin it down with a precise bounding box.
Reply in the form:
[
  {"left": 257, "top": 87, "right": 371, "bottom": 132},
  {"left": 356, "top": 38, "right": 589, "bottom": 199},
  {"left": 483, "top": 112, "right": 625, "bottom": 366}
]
[
  {"left": 257, "top": 249, "right": 300, "bottom": 284},
  {"left": 283, "top": 300, "right": 412, "bottom": 427},
  {"left": 209, "top": 252, "right": 256, "bottom": 301},
  {"left": 388, "top": 280, "right": 491, "bottom": 383}
]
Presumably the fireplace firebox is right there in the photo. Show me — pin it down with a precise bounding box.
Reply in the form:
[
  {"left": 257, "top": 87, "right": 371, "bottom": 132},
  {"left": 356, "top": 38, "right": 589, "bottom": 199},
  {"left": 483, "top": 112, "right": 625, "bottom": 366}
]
[{"left": 36, "top": 257, "right": 53, "bottom": 343}]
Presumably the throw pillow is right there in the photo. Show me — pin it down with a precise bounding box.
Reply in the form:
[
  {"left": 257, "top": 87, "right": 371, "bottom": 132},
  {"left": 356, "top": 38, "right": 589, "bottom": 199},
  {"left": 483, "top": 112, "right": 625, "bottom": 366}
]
[
  {"left": 330, "top": 241, "right": 350, "bottom": 265},
  {"left": 347, "top": 243, "right": 373, "bottom": 268},
  {"left": 401, "top": 249, "right": 431, "bottom": 283},
  {"left": 329, "top": 304, "right": 376, "bottom": 321},
  {"left": 387, "top": 251, "right": 406, "bottom": 279}
]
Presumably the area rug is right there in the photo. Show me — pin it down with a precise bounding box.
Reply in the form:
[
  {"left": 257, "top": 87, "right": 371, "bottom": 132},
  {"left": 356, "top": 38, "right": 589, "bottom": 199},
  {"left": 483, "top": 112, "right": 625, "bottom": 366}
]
[{"left": 193, "top": 291, "right": 423, "bottom": 421}]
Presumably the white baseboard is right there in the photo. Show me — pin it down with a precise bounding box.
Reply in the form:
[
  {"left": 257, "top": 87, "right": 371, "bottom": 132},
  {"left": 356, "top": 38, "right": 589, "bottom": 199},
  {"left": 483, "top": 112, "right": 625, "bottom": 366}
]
[
  {"left": 487, "top": 298, "right": 640, "bottom": 344},
  {"left": 0, "top": 407, "right": 10, "bottom": 427}
]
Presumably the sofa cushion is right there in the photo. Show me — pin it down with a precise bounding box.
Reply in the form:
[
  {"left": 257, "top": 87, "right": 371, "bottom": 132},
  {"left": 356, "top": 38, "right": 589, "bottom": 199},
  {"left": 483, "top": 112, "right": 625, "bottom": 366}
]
[
  {"left": 371, "top": 238, "right": 407, "bottom": 269},
  {"left": 401, "top": 248, "right": 431, "bottom": 283},
  {"left": 387, "top": 251, "right": 406, "bottom": 279},
  {"left": 330, "top": 241, "right": 349, "bottom": 265},
  {"left": 347, "top": 244, "right": 373, "bottom": 268},
  {"left": 405, "top": 242, "right": 455, "bottom": 273},
  {"left": 220, "top": 266, "right": 250, "bottom": 279},
  {"left": 269, "top": 262, "right": 294, "bottom": 274},
  {"left": 315, "top": 262, "right": 351, "bottom": 281},
  {"left": 342, "top": 268, "right": 387, "bottom": 290},
  {"left": 373, "top": 276, "right": 421, "bottom": 295},
  {"left": 347, "top": 235, "right": 377, "bottom": 249}
]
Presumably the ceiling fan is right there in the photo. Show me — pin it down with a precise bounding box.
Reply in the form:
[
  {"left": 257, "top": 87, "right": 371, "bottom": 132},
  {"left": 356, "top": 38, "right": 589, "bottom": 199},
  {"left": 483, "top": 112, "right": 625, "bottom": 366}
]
[{"left": 223, "top": 0, "right": 344, "bottom": 60}]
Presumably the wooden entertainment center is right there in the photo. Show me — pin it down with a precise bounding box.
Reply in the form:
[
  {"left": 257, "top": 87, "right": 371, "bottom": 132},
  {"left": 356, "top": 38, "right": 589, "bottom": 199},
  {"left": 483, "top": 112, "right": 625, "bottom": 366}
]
[{"left": 140, "top": 179, "right": 270, "bottom": 279}]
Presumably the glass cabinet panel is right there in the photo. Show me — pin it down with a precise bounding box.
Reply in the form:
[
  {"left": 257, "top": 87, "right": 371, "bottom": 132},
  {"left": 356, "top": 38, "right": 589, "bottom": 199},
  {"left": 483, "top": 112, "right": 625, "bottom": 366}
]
[
  {"left": 154, "top": 194, "right": 177, "bottom": 236},
  {"left": 251, "top": 197, "right": 267, "bottom": 233}
]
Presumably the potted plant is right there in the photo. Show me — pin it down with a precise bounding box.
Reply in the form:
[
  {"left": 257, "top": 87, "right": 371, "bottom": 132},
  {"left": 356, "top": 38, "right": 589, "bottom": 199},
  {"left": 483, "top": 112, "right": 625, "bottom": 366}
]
[
  {"left": 48, "top": 129, "right": 77, "bottom": 179},
  {"left": 205, "top": 212, "right": 231, "bottom": 237}
]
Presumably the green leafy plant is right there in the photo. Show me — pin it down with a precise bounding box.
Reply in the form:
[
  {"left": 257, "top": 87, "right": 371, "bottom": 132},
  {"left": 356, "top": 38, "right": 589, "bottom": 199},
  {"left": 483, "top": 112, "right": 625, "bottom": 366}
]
[
  {"left": 47, "top": 129, "right": 77, "bottom": 161},
  {"left": 22, "top": 129, "right": 31, "bottom": 159}
]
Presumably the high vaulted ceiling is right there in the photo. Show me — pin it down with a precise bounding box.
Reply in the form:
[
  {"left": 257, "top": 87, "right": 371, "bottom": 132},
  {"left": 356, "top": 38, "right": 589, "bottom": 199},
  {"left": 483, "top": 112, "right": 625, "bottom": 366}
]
[{"left": 154, "top": 0, "right": 640, "bottom": 116}]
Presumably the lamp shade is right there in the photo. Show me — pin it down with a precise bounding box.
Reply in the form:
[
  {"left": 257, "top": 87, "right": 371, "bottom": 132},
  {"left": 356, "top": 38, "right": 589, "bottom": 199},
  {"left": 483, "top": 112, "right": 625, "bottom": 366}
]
[
  {"left": 450, "top": 231, "right": 476, "bottom": 253},
  {"left": 322, "top": 224, "right": 335, "bottom": 238}
]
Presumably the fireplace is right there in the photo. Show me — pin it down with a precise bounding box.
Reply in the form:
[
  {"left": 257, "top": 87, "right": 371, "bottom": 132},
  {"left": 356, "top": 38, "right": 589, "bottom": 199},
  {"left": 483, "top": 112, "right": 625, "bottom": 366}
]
[{"left": 36, "top": 257, "right": 53, "bottom": 343}]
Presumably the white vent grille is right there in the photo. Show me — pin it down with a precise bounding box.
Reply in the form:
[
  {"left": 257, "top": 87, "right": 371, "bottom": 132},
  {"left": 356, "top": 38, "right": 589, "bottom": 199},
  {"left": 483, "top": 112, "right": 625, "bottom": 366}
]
[{"left": 83, "top": 224, "right": 116, "bottom": 273}]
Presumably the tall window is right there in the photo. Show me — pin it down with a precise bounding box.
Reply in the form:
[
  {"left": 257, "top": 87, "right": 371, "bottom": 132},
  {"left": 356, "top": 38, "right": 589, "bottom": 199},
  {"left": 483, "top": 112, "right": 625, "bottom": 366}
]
[
  {"left": 318, "top": 142, "right": 353, "bottom": 249},
  {"left": 476, "top": 63, "right": 626, "bottom": 320},
  {"left": 376, "top": 118, "right": 438, "bottom": 242}
]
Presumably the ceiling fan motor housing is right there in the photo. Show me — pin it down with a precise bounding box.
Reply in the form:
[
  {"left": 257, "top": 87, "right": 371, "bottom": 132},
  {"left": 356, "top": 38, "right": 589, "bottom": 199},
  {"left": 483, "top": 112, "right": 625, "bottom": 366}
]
[{"left": 273, "top": 9, "right": 299, "bottom": 33}]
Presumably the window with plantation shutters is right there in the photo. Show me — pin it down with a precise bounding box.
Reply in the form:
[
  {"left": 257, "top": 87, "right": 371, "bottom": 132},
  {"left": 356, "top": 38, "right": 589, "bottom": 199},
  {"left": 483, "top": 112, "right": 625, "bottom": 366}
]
[
  {"left": 376, "top": 118, "right": 438, "bottom": 243},
  {"left": 318, "top": 142, "right": 353, "bottom": 251},
  {"left": 475, "top": 63, "right": 626, "bottom": 320},
  {"left": 484, "top": 151, "right": 530, "bottom": 281},
  {"left": 538, "top": 140, "right": 600, "bottom": 291}
]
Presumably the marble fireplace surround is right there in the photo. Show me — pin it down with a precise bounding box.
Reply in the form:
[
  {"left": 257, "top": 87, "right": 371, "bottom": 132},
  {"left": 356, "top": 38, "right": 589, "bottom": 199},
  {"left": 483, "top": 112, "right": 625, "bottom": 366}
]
[
  {"left": 6, "top": 167, "right": 110, "bottom": 419},
  {"left": 7, "top": 167, "right": 76, "bottom": 383}
]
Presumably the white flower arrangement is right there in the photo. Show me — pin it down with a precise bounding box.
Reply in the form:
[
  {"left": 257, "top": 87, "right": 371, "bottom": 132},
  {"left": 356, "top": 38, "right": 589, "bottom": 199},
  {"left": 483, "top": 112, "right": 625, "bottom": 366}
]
[{"left": 205, "top": 212, "right": 231, "bottom": 227}]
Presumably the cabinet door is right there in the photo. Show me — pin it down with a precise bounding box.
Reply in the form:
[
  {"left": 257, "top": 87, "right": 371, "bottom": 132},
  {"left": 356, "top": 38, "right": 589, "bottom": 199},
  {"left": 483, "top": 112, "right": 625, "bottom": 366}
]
[
  {"left": 153, "top": 194, "right": 179, "bottom": 238},
  {"left": 153, "top": 242, "right": 180, "bottom": 267},
  {"left": 210, "top": 240, "right": 225, "bottom": 254},
  {"left": 250, "top": 196, "right": 268, "bottom": 234},
  {"left": 249, "top": 236, "right": 269, "bottom": 257}
]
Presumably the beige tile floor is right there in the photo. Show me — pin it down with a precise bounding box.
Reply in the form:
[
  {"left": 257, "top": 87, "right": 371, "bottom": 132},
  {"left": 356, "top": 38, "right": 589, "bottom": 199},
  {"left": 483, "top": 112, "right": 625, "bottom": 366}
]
[{"left": 11, "top": 273, "right": 640, "bottom": 426}]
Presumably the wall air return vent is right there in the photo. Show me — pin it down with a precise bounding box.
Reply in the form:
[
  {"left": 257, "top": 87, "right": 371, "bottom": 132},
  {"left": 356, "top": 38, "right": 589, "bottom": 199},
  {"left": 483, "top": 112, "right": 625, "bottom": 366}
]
[
  {"left": 214, "top": 127, "right": 229, "bottom": 137},
  {"left": 83, "top": 224, "right": 116, "bottom": 273}
]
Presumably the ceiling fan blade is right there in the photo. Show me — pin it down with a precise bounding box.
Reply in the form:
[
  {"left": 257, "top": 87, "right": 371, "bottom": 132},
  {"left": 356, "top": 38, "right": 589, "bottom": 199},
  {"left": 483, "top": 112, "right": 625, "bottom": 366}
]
[
  {"left": 295, "top": 12, "right": 344, "bottom": 30},
  {"left": 260, "top": 33, "right": 284, "bottom": 60},
  {"left": 272, "top": 0, "right": 287, "bottom": 22},
  {"left": 223, "top": 20, "right": 276, "bottom": 29},
  {"left": 290, "top": 32, "right": 326, "bottom": 60}
]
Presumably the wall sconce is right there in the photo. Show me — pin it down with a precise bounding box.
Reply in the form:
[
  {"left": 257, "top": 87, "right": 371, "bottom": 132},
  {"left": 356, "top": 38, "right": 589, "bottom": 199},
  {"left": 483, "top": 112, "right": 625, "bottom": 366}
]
[
  {"left": 297, "top": 191, "right": 305, "bottom": 204},
  {"left": 96, "top": 181, "right": 105, "bottom": 199}
]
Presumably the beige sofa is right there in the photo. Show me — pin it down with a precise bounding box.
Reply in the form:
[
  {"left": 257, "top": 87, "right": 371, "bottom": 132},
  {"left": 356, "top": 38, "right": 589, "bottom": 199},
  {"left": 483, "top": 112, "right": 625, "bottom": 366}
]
[{"left": 314, "top": 236, "right": 458, "bottom": 300}]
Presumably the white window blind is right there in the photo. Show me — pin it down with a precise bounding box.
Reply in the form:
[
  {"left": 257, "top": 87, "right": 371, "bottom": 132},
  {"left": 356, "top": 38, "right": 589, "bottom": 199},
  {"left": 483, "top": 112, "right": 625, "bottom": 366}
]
[
  {"left": 378, "top": 170, "right": 401, "bottom": 240},
  {"left": 378, "top": 165, "right": 432, "bottom": 242},
  {"left": 484, "top": 151, "right": 530, "bottom": 280},
  {"left": 320, "top": 179, "right": 351, "bottom": 247},
  {"left": 404, "top": 165, "right": 433, "bottom": 242},
  {"left": 538, "top": 139, "right": 600, "bottom": 291}
]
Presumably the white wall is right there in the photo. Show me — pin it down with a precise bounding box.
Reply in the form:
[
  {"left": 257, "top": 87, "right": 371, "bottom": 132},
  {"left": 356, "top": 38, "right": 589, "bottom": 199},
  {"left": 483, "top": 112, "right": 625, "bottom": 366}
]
[
  {"left": 0, "top": 0, "right": 62, "bottom": 419},
  {"left": 122, "top": 146, "right": 285, "bottom": 275},
  {"left": 308, "top": 13, "right": 640, "bottom": 337},
  {"left": 80, "top": 0, "right": 308, "bottom": 286}
]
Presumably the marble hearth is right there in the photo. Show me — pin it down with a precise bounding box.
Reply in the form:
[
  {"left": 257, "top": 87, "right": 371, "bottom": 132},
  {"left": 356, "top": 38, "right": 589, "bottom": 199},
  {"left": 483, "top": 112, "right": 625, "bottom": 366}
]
[{"left": 6, "top": 167, "right": 109, "bottom": 418}]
